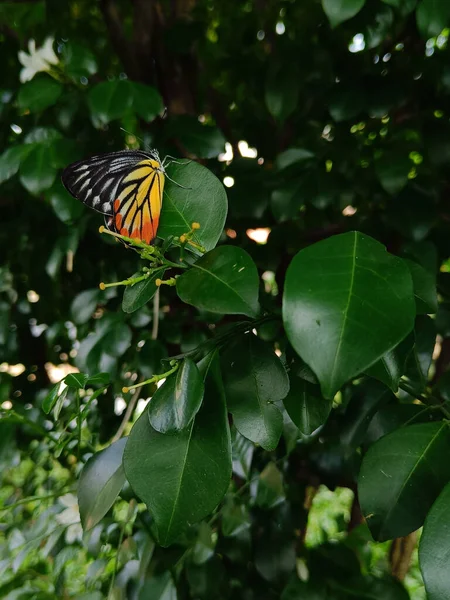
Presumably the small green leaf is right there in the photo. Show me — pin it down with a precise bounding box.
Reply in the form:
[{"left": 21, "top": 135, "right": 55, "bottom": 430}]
[
  {"left": 376, "top": 152, "right": 411, "bottom": 195},
  {"left": 359, "top": 422, "right": 450, "bottom": 541},
  {"left": 265, "top": 63, "right": 300, "bottom": 123},
  {"left": 283, "top": 376, "right": 332, "bottom": 436},
  {"left": 78, "top": 438, "right": 127, "bottom": 531},
  {"left": 19, "top": 144, "right": 57, "bottom": 194},
  {"left": 53, "top": 386, "right": 69, "bottom": 420},
  {"left": 256, "top": 462, "right": 285, "bottom": 509},
  {"left": 86, "top": 373, "right": 110, "bottom": 387},
  {"left": 62, "top": 41, "right": 98, "bottom": 77},
  {"left": 123, "top": 352, "right": 231, "bottom": 546},
  {"left": 70, "top": 289, "right": 101, "bottom": 325},
  {"left": 322, "top": 0, "right": 366, "bottom": 27},
  {"left": 47, "top": 181, "right": 84, "bottom": 223},
  {"left": 283, "top": 232, "right": 415, "bottom": 399},
  {"left": 122, "top": 271, "right": 164, "bottom": 314},
  {"left": 43, "top": 383, "right": 62, "bottom": 414},
  {"left": 148, "top": 358, "right": 204, "bottom": 434},
  {"left": 419, "top": 481, "right": 450, "bottom": 600},
  {"left": 177, "top": 246, "right": 260, "bottom": 318},
  {"left": 102, "top": 322, "right": 132, "bottom": 358},
  {"left": 129, "top": 81, "right": 164, "bottom": 122},
  {"left": 221, "top": 335, "right": 289, "bottom": 451},
  {"left": 275, "top": 148, "right": 315, "bottom": 170},
  {"left": 158, "top": 161, "right": 228, "bottom": 253},
  {"left": 416, "top": 0, "right": 450, "bottom": 38},
  {"left": 365, "top": 334, "right": 413, "bottom": 391},
  {"left": 88, "top": 80, "right": 133, "bottom": 125},
  {"left": 404, "top": 258, "right": 438, "bottom": 314},
  {"left": 17, "top": 76, "right": 62, "bottom": 113},
  {"left": 0, "top": 145, "right": 34, "bottom": 185},
  {"left": 166, "top": 116, "right": 226, "bottom": 159},
  {"left": 64, "top": 373, "right": 89, "bottom": 389}
]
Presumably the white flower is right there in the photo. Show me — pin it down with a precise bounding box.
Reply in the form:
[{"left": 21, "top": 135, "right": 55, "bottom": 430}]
[
  {"left": 18, "top": 37, "right": 59, "bottom": 83},
  {"left": 56, "top": 493, "right": 83, "bottom": 544}
]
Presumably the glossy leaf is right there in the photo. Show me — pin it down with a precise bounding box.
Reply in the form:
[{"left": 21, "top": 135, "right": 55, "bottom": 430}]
[
  {"left": 221, "top": 335, "right": 289, "bottom": 451},
  {"left": 0, "top": 145, "right": 33, "bottom": 185},
  {"left": 359, "top": 422, "right": 450, "bottom": 541},
  {"left": 70, "top": 289, "right": 101, "bottom": 325},
  {"left": 283, "top": 232, "right": 415, "bottom": 399},
  {"left": 17, "top": 76, "right": 62, "bottom": 113},
  {"left": 177, "top": 246, "right": 260, "bottom": 318},
  {"left": 123, "top": 353, "right": 231, "bottom": 546},
  {"left": 148, "top": 358, "right": 204, "bottom": 434},
  {"left": 64, "top": 373, "right": 89, "bottom": 389},
  {"left": 419, "top": 481, "right": 450, "bottom": 600},
  {"left": 365, "top": 334, "right": 413, "bottom": 392},
  {"left": 322, "top": 0, "right": 366, "bottom": 28},
  {"left": 158, "top": 161, "right": 227, "bottom": 252},
  {"left": 43, "top": 383, "right": 62, "bottom": 414},
  {"left": 122, "top": 270, "right": 164, "bottom": 314},
  {"left": 48, "top": 181, "right": 84, "bottom": 223},
  {"left": 78, "top": 438, "right": 127, "bottom": 531},
  {"left": 256, "top": 462, "right": 285, "bottom": 509},
  {"left": 283, "top": 375, "right": 332, "bottom": 435}
]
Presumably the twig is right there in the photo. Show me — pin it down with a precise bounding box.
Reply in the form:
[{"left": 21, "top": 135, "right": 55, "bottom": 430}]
[
  {"left": 152, "top": 288, "right": 160, "bottom": 341},
  {"left": 111, "top": 385, "right": 141, "bottom": 443}
]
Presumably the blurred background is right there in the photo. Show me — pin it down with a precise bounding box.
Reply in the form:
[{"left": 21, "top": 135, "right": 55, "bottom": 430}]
[{"left": 2, "top": 0, "right": 450, "bottom": 597}]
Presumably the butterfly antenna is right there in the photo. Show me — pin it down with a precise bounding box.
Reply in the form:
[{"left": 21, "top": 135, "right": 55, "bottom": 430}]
[
  {"left": 120, "top": 127, "right": 146, "bottom": 147},
  {"left": 165, "top": 174, "right": 192, "bottom": 190},
  {"left": 162, "top": 155, "right": 192, "bottom": 168}
]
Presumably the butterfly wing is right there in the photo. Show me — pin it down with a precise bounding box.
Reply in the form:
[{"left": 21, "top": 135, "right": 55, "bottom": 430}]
[
  {"left": 61, "top": 150, "right": 152, "bottom": 216},
  {"left": 111, "top": 158, "right": 165, "bottom": 244}
]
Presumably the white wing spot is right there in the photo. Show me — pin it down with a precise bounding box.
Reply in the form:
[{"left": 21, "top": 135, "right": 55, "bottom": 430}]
[{"left": 92, "top": 196, "right": 100, "bottom": 206}]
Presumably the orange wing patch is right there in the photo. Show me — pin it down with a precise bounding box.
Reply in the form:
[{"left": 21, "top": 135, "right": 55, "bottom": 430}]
[{"left": 112, "top": 160, "right": 165, "bottom": 244}]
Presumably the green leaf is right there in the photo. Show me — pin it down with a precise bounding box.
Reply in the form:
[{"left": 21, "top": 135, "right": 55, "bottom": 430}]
[
  {"left": 406, "top": 315, "right": 436, "bottom": 390},
  {"left": 43, "top": 383, "right": 62, "bottom": 414},
  {"left": 148, "top": 358, "right": 204, "bottom": 434},
  {"left": 265, "top": 63, "right": 300, "bottom": 123},
  {"left": 138, "top": 572, "right": 177, "bottom": 600},
  {"left": 359, "top": 422, "right": 450, "bottom": 541},
  {"left": 122, "top": 270, "right": 164, "bottom": 314},
  {"left": 102, "top": 322, "right": 132, "bottom": 357},
  {"left": 19, "top": 144, "right": 57, "bottom": 194},
  {"left": 123, "top": 352, "right": 231, "bottom": 546},
  {"left": 419, "top": 480, "right": 450, "bottom": 600},
  {"left": 275, "top": 148, "right": 315, "bottom": 170},
  {"left": 158, "top": 161, "right": 227, "bottom": 253},
  {"left": 256, "top": 462, "right": 285, "bottom": 509},
  {"left": 0, "top": 145, "right": 34, "bottom": 185},
  {"left": 322, "top": 0, "right": 366, "bottom": 28},
  {"left": 329, "top": 85, "right": 365, "bottom": 121},
  {"left": 365, "top": 334, "right": 413, "bottom": 391},
  {"left": 64, "top": 373, "right": 89, "bottom": 389},
  {"left": 88, "top": 80, "right": 133, "bottom": 125},
  {"left": 17, "top": 76, "right": 62, "bottom": 113},
  {"left": 283, "top": 376, "right": 332, "bottom": 436},
  {"left": 129, "top": 81, "right": 164, "bottom": 122},
  {"left": 47, "top": 181, "right": 84, "bottom": 223},
  {"left": 271, "top": 181, "right": 304, "bottom": 223},
  {"left": 78, "top": 438, "right": 127, "bottom": 531},
  {"left": 86, "top": 373, "right": 110, "bottom": 387},
  {"left": 416, "top": 0, "right": 450, "bottom": 38},
  {"left": 70, "top": 289, "right": 101, "bottom": 325},
  {"left": 221, "top": 335, "right": 289, "bottom": 451},
  {"left": 404, "top": 258, "right": 438, "bottom": 314},
  {"left": 62, "top": 41, "right": 98, "bottom": 77},
  {"left": 365, "top": 403, "right": 433, "bottom": 445},
  {"left": 166, "top": 116, "right": 226, "bottom": 159},
  {"left": 283, "top": 232, "right": 415, "bottom": 399},
  {"left": 177, "top": 246, "right": 260, "bottom": 318},
  {"left": 375, "top": 153, "right": 411, "bottom": 195}
]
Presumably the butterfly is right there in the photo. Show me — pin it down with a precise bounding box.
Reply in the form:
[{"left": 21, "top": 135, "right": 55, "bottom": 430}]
[{"left": 62, "top": 149, "right": 184, "bottom": 245}]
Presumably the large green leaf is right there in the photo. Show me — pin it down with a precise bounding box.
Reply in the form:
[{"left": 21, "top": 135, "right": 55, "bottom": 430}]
[
  {"left": 19, "top": 144, "right": 57, "bottom": 194},
  {"left": 359, "top": 422, "right": 450, "bottom": 541},
  {"left": 282, "top": 232, "right": 415, "bottom": 399},
  {"left": 78, "top": 438, "right": 127, "bottom": 531},
  {"left": 17, "top": 76, "right": 62, "bottom": 113},
  {"left": 416, "top": 0, "right": 450, "bottom": 37},
  {"left": 419, "top": 481, "right": 450, "bottom": 600},
  {"left": 0, "top": 145, "right": 34, "bottom": 185},
  {"left": 123, "top": 352, "right": 231, "bottom": 546},
  {"left": 322, "top": 0, "right": 366, "bottom": 27},
  {"left": 148, "top": 358, "right": 204, "bottom": 434},
  {"left": 283, "top": 375, "right": 332, "bottom": 436},
  {"left": 177, "top": 246, "right": 260, "bottom": 318},
  {"left": 88, "top": 80, "right": 133, "bottom": 125},
  {"left": 158, "top": 161, "right": 227, "bottom": 252},
  {"left": 221, "top": 335, "right": 289, "bottom": 451}
]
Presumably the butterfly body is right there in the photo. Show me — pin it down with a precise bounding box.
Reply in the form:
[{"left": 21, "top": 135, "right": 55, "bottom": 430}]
[{"left": 62, "top": 149, "right": 166, "bottom": 244}]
